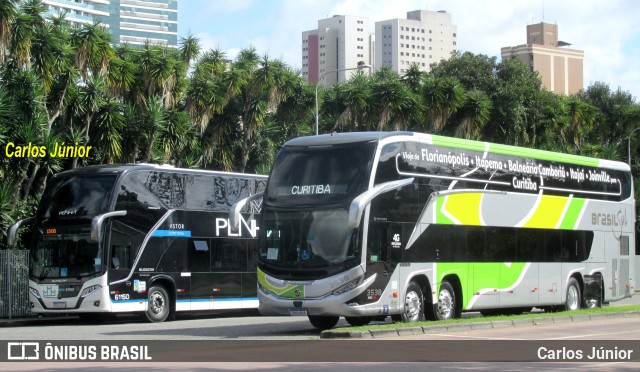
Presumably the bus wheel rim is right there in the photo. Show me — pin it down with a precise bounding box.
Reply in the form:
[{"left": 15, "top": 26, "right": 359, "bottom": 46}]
[
  {"left": 567, "top": 285, "right": 579, "bottom": 310},
  {"left": 438, "top": 289, "right": 453, "bottom": 318},
  {"left": 405, "top": 291, "right": 421, "bottom": 321},
  {"left": 150, "top": 292, "right": 165, "bottom": 314}
]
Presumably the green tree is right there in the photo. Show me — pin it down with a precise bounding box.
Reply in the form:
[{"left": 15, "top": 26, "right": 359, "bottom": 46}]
[
  {"left": 420, "top": 76, "right": 464, "bottom": 132},
  {"left": 451, "top": 90, "right": 493, "bottom": 140}
]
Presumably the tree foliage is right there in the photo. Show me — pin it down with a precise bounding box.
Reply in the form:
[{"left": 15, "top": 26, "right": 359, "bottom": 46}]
[{"left": 1, "top": 3, "right": 639, "bottom": 248}]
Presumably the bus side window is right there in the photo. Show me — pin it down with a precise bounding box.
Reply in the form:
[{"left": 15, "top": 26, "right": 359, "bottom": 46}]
[
  {"left": 545, "top": 230, "right": 562, "bottom": 262},
  {"left": 212, "top": 241, "right": 247, "bottom": 271},
  {"left": 111, "top": 239, "right": 132, "bottom": 270},
  {"left": 188, "top": 238, "right": 210, "bottom": 272}
]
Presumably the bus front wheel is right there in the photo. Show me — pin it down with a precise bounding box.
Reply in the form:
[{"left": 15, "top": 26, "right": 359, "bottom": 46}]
[
  {"left": 433, "top": 281, "right": 456, "bottom": 320},
  {"left": 308, "top": 315, "right": 339, "bottom": 330},
  {"left": 564, "top": 277, "right": 581, "bottom": 311},
  {"left": 145, "top": 284, "right": 170, "bottom": 323},
  {"left": 401, "top": 281, "right": 425, "bottom": 322}
]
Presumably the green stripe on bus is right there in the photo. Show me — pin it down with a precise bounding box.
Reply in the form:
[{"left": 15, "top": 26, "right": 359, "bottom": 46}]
[
  {"left": 257, "top": 267, "right": 305, "bottom": 298},
  {"left": 437, "top": 262, "right": 529, "bottom": 310},
  {"left": 430, "top": 135, "right": 600, "bottom": 167},
  {"left": 559, "top": 198, "right": 586, "bottom": 230},
  {"left": 435, "top": 197, "right": 455, "bottom": 224}
]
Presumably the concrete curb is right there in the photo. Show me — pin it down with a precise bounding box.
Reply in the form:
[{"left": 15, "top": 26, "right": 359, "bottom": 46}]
[{"left": 319, "top": 310, "right": 640, "bottom": 339}]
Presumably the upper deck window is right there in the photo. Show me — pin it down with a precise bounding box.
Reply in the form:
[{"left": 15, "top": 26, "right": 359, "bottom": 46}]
[
  {"left": 266, "top": 142, "right": 377, "bottom": 206},
  {"left": 38, "top": 175, "right": 117, "bottom": 219}
]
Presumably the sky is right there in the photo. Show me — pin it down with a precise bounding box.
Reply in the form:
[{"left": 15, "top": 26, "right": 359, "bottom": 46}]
[{"left": 178, "top": 0, "right": 640, "bottom": 101}]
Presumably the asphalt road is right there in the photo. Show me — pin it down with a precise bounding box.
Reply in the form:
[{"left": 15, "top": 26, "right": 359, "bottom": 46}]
[{"left": 0, "top": 295, "right": 638, "bottom": 371}]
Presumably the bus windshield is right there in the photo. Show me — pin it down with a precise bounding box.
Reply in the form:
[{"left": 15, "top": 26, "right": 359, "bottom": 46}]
[
  {"left": 38, "top": 175, "right": 117, "bottom": 219},
  {"left": 259, "top": 208, "right": 360, "bottom": 270},
  {"left": 265, "top": 141, "right": 376, "bottom": 207},
  {"left": 30, "top": 228, "right": 103, "bottom": 280}
]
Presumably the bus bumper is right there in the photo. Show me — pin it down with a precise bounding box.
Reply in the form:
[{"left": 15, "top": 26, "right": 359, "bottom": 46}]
[
  {"left": 28, "top": 278, "right": 112, "bottom": 314},
  {"left": 257, "top": 272, "right": 388, "bottom": 317}
]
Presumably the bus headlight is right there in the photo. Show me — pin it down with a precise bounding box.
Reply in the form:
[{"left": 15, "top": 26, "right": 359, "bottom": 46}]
[
  {"left": 80, "top": 284, "right": 102, "bottom": 298},
  {"left": 29, "top": 287, "right": 41, "bottom": 299},
  {"left": 332, "top": 279, "right": 360, "bottom": 295}
]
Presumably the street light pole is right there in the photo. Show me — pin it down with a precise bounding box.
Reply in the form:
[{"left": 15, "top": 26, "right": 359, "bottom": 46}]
[
  {"left": 315, "top": 62, "right": 372, "bottom": 136},
  {"left": 628, "top": 127, "right": 640, "bottom": 166}
]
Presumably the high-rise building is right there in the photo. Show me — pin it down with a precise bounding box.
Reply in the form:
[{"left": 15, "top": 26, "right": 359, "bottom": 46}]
[
  {"left": 302, "top": 15, "right": 374, "bottom": 86},
  {"left": 42, "top": 0, "right": 178, "bottom": 47},
  {"left": 375, "top": 10, "right": 457, "bottom": 74},
  {"left": 501, "top": 22, "right": 583, "bottom": 95}
]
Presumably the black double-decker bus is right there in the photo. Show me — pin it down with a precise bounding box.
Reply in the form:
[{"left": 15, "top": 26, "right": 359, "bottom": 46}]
[{"left": 9, "top": 164, "right": 266, "bottom": 322}]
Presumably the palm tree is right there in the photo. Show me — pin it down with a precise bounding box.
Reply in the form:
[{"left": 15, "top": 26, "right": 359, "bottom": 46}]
[
  {"left": 402, "top": 63, "right": 424, "bottom": 93},
  {"left": 185, "top": 71, "right": 226, "bottom": 134},
  {"left": 70, "top": 20, "right": 114, "bottom": 78},
  {"left": 561, "top": 96, "right": 597, "bottom": 153},
  {"left": 9, "top": 9, "right": 35, "bottom": 70},
  {"left": 371, "top": 69, "right": 420, "bottom": 130},
  {"left": 421, "top": 76, "right": 464, "bottom": 132},
  {"left": 157, "top": 109, "right": 190, "bottom": 163},
  {"left": 333, "top": 72, "right": 372, "bottom": 132},
  {"left": 452, "top": 90, "right": 493, "bottom": 139},
  {"left": 93, "top": 97, "right": 124, "bottom": 163},
  {"left": 236, "top": 56, "right": 295, "bottom": 172},
  {"left": 140, "top": 96, "right": 167, "bottom": 163},
  {"left": 0, "top": 0, "right": 17, "bottom": 63},
  {"left": 77, "top": 74, "right": 106, "bottom": 143},
  {"left": 107, "top": 46, "right": 138, "bottom": 101},
  {"left": 179, "top": 33, "right": 201, "bottom": 68}
]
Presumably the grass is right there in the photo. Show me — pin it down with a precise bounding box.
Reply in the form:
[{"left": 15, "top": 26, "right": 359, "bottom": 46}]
[{"left": 333, "top": 304, "right": 640, "bottom": 332}]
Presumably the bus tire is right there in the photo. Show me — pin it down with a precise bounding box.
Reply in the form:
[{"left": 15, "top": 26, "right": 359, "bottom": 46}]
[
  {"left": 433, "top": 281, "right": 456, "bottom": 320},
  {"left": 308, "top": 315, "right": 340, "bottom": 330},
  {"left": 345, "top": 316, "right": 372, "bottom": 327},
  {"left": 401, "top": 281, "right": 425, "bottom": 322},
  {"left": 145, "top": 284, "right": 170, "bottom": 323},
  {"left": 564, "top": 277, "right": 581, "bottom": 311}
]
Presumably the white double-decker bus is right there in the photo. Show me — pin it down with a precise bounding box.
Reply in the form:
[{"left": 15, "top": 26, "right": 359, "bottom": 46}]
[{"left": 237, "top": 131, "right": 634, "bottom": 330}]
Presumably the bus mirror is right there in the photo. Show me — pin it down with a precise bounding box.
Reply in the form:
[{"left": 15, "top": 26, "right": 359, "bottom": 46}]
[
  {"left": 7, "top": 217, "right": 35, "bottom": 247},
  {"left": 230, "top": 192, "right": 264, "bottom": 232},
  {"left": 90, "top": 210, "right": 127, "bottom": 242},
  {"left": 348, "top": 178, "right": 414, "bottom": 229}
]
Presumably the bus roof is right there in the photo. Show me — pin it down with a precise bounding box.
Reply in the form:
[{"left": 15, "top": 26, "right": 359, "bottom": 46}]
[
  {"left": 284, "top": 132, "right": 630, "bottom": 172},
  {"left": 51, "top": 164, "right": 268, "bottom": 179}
]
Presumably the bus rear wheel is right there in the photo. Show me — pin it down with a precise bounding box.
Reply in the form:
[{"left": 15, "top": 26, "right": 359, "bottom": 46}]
[
  {"left": 433, "top": 281, "right": 456, "bottom": 320},
  {"left": 564, "top": 277, "right": 581, "bottom": 311},
  {"left": 308, "top": 315, "right": 340, "bottom": 330},
  {"left": 145, "top": 284, "right": 170, "bottom": 323}
]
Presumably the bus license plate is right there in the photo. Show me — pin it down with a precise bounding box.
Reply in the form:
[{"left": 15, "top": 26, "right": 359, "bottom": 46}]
[
  {"left": 289, "top": 309, "right": 308, "bottom": 316},
  {"left": 53, "top": 301, "right": 66, "bottom": 308}
]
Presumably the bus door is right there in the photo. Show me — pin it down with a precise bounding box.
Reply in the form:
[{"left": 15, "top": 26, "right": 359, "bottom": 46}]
[
  {"left": 365, "top": 222, "right": 402, "bottom": 312},
  {"left": 107, "top": 224, "right": 145, "bottom": 309}
]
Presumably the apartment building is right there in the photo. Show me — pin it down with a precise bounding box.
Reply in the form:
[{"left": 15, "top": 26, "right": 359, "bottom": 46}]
[
  {"left": 302, "top": 15, "right": 374, "bottom": 86},
  {"left": 501, "top": 22, "right": 584, "bottom": 95},
  {"left": 42, "top": 0, "right": 178, "bottom": 47},
  {"left": 375, "top": 10, "right": 457, "bottom": 74}
]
